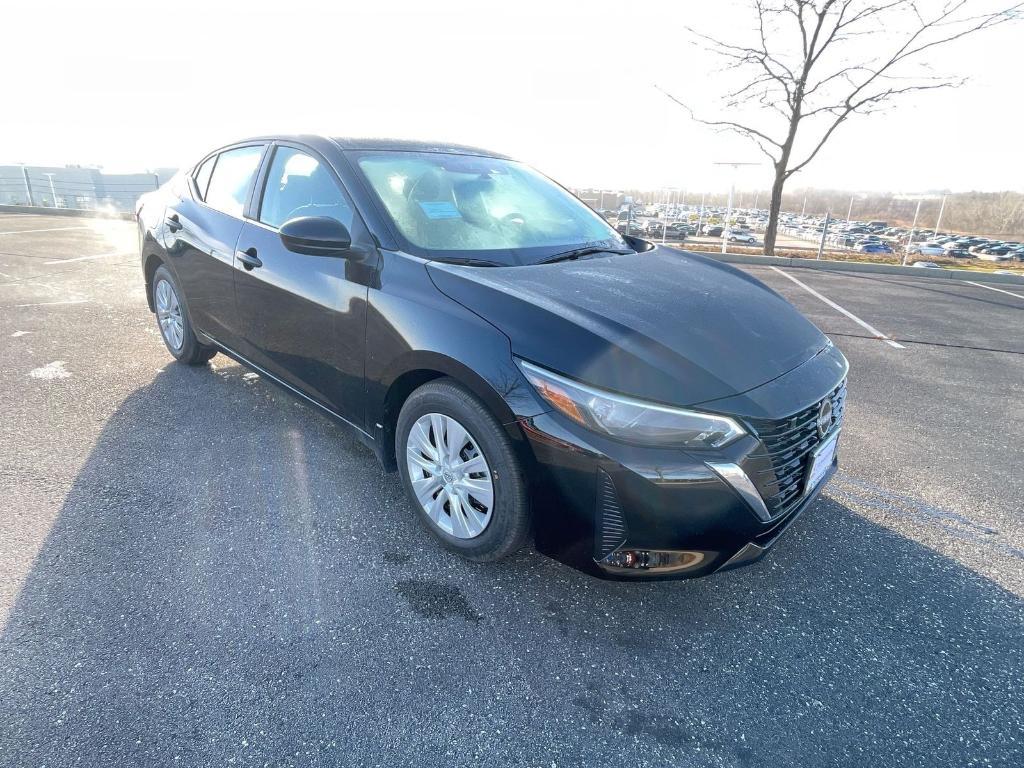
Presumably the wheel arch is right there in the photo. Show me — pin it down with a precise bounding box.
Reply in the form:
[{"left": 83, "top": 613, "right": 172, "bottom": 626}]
[
  {"left": 142, "top": 251, "right": 164, "bottom": 312},
  {"left": 376, "top": 352, "right": 537, "bottom": 473}
]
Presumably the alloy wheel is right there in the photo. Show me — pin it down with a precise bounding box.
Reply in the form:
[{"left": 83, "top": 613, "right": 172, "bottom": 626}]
[
  {"left": 405, "top": 413, "right": 494, "bottom": 539},
  {"left": 155, "top": 278, "right": 184, "bottom": 351}
]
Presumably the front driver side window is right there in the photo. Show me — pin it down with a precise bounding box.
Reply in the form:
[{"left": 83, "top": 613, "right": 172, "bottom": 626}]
[{"left": 259, "top": 147, "right": 354, "bottom": 230}]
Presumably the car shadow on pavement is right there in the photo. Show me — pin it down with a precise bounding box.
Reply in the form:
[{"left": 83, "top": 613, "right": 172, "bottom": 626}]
[{"left": 1, "top": 363, "right": 1021, "bottom": 767}]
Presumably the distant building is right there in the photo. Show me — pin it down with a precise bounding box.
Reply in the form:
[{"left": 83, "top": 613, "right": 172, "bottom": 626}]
[
  {"left": 573, "top": 188, "right": 626, "bottom": 212},
  {"left": 0, "top": 165, "right": 176, "bottom": 212}
]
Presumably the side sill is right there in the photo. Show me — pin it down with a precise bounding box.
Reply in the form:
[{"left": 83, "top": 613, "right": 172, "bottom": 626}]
[{"left": 199, "top": 332, "right": 378, "bottom": 448}]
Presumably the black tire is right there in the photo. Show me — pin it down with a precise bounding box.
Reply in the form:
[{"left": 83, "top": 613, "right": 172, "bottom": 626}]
[
  {"left": 152, "top": 265, "right": 216, "bottom": 365},
  {"left": 396, "top": 378, "right": 531, "bottom": 562}
]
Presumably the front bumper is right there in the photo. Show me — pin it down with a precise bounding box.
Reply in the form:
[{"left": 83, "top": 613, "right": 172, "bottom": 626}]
[{"left": 521, "top": 409, "right": 839, "bottom": 580}]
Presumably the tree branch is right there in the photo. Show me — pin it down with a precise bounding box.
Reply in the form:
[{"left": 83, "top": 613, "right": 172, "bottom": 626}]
[
  {"left": 785, "top": 0, "right": 1022, "bottom": 176},
  {"left": 662, "top": 0, "right": 1023, "bottom": 255},
  {"left": 654, "top": 84, "right": 784, "bottom": 158},
  {"left": 786, "top": 79, "right": 961, "bottom": 176}
]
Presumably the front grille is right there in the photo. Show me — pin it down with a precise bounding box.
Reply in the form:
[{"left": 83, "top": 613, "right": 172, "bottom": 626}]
[{"left": 745, "top": 380, "right": 846, "bottom": 519}]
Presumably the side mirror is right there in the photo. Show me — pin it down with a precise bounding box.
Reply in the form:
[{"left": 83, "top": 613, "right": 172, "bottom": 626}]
[{"left": 279, "top": 216, "right": 352, "bottom": 256}]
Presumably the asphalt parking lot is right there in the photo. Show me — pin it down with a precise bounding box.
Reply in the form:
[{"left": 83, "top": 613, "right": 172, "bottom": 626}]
[{"left": 1, "top": 212, "right": 1022, "bottom": 767}]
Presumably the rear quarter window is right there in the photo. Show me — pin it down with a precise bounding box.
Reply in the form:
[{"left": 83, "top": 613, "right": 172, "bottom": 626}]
[{"left": 193, "top": 155, "right": 216, "bottom": 201}]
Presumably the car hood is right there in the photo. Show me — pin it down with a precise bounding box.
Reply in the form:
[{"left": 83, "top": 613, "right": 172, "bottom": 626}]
[{"left": 427, "top": 246, "right": 829, "bottom": 407}]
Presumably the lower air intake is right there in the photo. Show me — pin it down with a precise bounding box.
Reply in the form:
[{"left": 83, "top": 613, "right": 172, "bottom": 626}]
[{"left": 595, "top": 470, "right": 627, "bottom": 559}]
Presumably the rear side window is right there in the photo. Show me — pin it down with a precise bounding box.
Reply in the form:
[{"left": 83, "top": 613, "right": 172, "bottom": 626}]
[
  {"left": 193, "top": 155, "right": 216, "bottom": 201},
  {"left": 258, "top": 147, "right": 355, "bottom": 230},
  {"left": 204, "top": 145, "right": 263, "bottom": 217}
]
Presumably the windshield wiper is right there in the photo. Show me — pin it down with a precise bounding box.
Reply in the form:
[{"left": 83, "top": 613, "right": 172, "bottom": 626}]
[
  {"left": 535, "top": 246, "right": 633, "bottom": 265},
  {"left": 430, "top": 257, "right": 505, "bottom": 267}
]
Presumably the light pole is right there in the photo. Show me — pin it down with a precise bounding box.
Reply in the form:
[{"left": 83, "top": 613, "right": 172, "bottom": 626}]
[
  {"left": 713, "top": 161, "right": 759, "bottom": 254},
  {"left": 696, "top": 191, "right": 706, "bottom": 237},
  {"left": 723, "top": 181, "right": 734, "bottom": 254},
  {"left": 21, "top": 166, "right": 34, "bottom": 206},
  {"left": 903, "top": 198, "right": 923, "bottom": 266},
  {"left": 818, "top": 211, "right": 831, "bottom": 260},
  {"left": 801, "top": 195, "right": 807, "bottom": 217},
  {"left": 660, "top": 188, "right": 675, "bottom": 243},
  {"left": 44, "top": 173, "right": 58, "bottom": 208},
  {"left": 846, "top": 194, "right": 854, "bottom": 227},
  {"left": 933, "top": 194, "right": 947, "bottom": 237}
]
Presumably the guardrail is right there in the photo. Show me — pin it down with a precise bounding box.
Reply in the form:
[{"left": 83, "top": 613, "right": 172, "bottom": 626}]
[{"left": 0, "top": 204, "right": 135, "bottom": 221}]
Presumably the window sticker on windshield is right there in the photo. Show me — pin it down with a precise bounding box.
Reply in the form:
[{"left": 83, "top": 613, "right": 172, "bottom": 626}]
[{"left": 418, "top": 201, "right": 462, "bottom": 220}]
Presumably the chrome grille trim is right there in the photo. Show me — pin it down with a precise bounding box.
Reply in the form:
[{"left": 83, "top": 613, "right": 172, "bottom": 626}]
[
  {"left": 746, "top": 380, "right": 847, "bottom": 519},
  {"left": 706, "top": 462, "right": 772, "bottom": 522}
]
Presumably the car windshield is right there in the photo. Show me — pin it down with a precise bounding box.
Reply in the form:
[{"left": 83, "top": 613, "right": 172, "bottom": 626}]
[{"left": 353, "top": 151, "right": 628, "bottom": 265}]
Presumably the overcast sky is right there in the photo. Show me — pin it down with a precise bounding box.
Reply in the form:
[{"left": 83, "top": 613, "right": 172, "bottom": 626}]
[{"left": 3, "top": 0, "right": 1021, "bottom": 195}]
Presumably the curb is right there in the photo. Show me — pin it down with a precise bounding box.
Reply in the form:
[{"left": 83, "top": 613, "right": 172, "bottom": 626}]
[{"left": 697, "top": 250, "right": 1024, "bottom": 287}]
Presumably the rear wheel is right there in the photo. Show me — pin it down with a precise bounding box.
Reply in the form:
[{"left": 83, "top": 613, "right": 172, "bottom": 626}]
[
  {"left": 152, "top": 265, "right": 216, "bottom": 365},
  {"left": 396, "top": 379, "right": 530, "bottom": 561}
]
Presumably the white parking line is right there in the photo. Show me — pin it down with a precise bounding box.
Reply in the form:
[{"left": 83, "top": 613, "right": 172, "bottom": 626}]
[
  {"left": 769, "top": 266, "right": 905, "bottom": 349},
  {"left": 0, "top": 226, "right": 92, "bottom": 236},
  {"left": 44, "top": 251, "right": 131, "bottom": 265},
  {"left": 12, "top": 299, "right": 89, "bottom": 308},
  {"left": 965, "top": 281, "right": 1024, "bottom": 301}
]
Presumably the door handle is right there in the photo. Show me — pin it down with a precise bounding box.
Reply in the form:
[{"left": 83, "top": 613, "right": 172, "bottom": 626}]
[
  {"left": 236, "top": 247, "right": 262, "bottom": 270},
  {"left": 166, "top": 213, "right": 182, "bottom": 233}
]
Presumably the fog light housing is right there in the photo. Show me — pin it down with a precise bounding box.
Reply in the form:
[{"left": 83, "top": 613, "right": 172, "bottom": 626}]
[{"left": 599, "top": 548, "right": 705, "bottom": 575}]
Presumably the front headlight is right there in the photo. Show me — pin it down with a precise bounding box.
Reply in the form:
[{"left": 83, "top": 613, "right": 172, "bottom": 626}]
[{"left": 517, "top": 360, "right": 745, "bottom": 449}]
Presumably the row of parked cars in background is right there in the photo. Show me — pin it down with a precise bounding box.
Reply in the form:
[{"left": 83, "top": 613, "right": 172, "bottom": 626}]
[
  {"left": 596, "top": 204, "right": 1023, "bottom": 262},
  {"left": 601, "top": 208, "right": 762, "bottom": 244},
  {"left": 606, "top": 218, "right": 695, "bottom": 238},
  {"left": 769, "top": 213, "right": 1024, "bottom": 262},
  {"left": 907, "top": 236, "right": 1024, "bottom": 261}
]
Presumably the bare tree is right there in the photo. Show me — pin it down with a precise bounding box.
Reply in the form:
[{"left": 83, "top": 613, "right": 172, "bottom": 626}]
[{"left": 658, "top": 0, "right": 1021, "bottom": 255}]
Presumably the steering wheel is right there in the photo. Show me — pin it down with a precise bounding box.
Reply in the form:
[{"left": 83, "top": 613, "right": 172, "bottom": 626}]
[
  {"left": 404, "top": 172, "right": 432, "bottom": 204},
  {"left": 500, "top": 212, "right": 526, "bottom": 227}
]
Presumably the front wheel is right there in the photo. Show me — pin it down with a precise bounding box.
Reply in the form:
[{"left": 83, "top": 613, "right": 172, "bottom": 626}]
[{"left": 396, "top": 379, "right": 531, "bottom": 562}]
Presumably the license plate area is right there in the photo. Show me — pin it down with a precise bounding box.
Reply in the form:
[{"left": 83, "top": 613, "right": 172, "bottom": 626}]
[{"left": 805, "top": 428, "right": 840, "bottom": 494}]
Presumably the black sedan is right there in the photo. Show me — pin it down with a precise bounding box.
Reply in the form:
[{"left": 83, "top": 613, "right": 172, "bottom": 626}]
[
  {"left": 982, "top": 244, "right": 1013, "bottom": 255},
  {"left": 137, "top": 135, "right": 847, "bottom": 579}
]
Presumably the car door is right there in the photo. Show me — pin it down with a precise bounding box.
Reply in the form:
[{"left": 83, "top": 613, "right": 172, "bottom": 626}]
[
  {"left": 232, "top": 143, "right": 377, "bottom": 428},
  {"left": 164, "top": 144, "right": 265, "bottom": 345}
]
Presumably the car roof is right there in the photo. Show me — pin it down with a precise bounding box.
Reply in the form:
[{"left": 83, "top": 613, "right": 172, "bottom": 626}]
[
  {"left": 331, "top": 136, "right": 512, "bottom": 159},
  {"left": 228, "top": 135, "right": 513, "bottom": 160}
]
